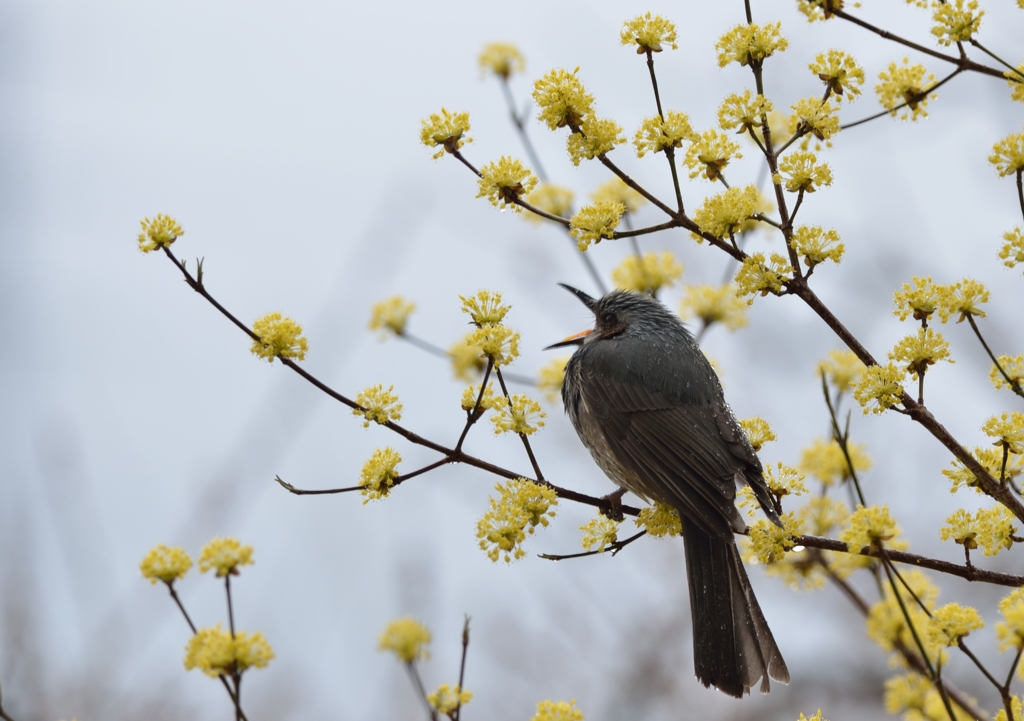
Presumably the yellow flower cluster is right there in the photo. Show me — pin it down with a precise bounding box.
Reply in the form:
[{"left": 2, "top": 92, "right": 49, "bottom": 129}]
[
  {"left": 620, "top": 12, "right": 678, "bottom": 53},
  {"left": 792, "top": 225, "right": 844, "bottom": 269},
  {"left": 809, "top": 49, "right": 865, "bottom": 100},
  {"left": 579, "top": 515, "right": 621, "bottom": 552},
  {"left": 533, "top": 67, "right": 595, "bottom": 130},
  {"left": 694, "top": 185, "right": 762, "bottom": 239},
  {"left": 800, "top": 495, "right": 850, "bottom": 536},
  {"left": 929, "top": 602, "right": 984, "bottom": 647},
  {"left": 684, "top": 129, "right": 742, "bottom": 181},
  {"left": 943, "top": 446, "right": 1024, "bottom": 492},
  {"left": 796, "top": 0, "right": 844, "bottom": 22},
  {"left": 746, "top": 513, "right": 802, "bottom": 564},
  {"left": 718, "top": 90, "right": 773, "bottom": 136},
  {"left": 139, "top": 544, "right": 193, "bottom": 585},
  {"left": 566, "top": 117, "right": 626, "bottom": 166},
  {"left": 733, "top": 252, "right": 793, "bottom": 301},
  {"left": 448, "top": 332, "right": 487, "bottom": 381},
  {"left": 946, "top": 278, "right": 989, "bottom": 321},
  {"left": 250, "top": 312, "right": 308, "bottom": 362},
  {"left": 739, "top": 417, "right": 776, "bottom": 452},
  {"left": 478, "top": 42, "right": 525, "bottom": 79},
  {"left": 634, "top": 502, "right": 681, "bottom": 538},
  {"left": 852, "top": 362, "right": 907, "bottom": 414},
  {"left": 537, "top": 357, "right": 569, "bottom": 405},
  {"left": 368, "top": 296, "right": 416, "bottom": 338},
  {"left": 184, "top": 625, "right": 274, "bottom": 677},
  {"left": 888, "top": 328, "right": 953, "bottom": 379},
  {"left": 679, "top": 283, "right": 749, "bottom": 331},
  {"left": 764, "top": 463, "right": 808, "bottom": 500},
  {"left": 790, "top": 97, "right": 840, "bottom": 142},
  {"left": 460, "top": 289, "right": 510, "bottom": 326},
  {"left": 524, "top": 183, "right": 575, "bottom": 224},
  {"left": 1007, "top": 67, "right": 1024, "bottom": 103},
  {"left": 476, "top": 156, "right": 539, "bottom": 213},
  {"left": 353, "top": 384, "right": 403, "bottom": 427},
  {"left": 467, "top": 324, "right": 521, "bottom": 367},
  {"left": 633, "top": 111, "right": 695, "bottom": 157},
  {"left": 892, "top": 275, "right": 987, "bottom": 324},
  {"left": 750, "top": 110, "right": 796, "bottom": 148},
  {"left": 491, "top": 393, "right": 546, "bottom": 435},
  {"left": 990, "top": 130, "right": 1024, "bottom": 177},
  {"left": 817, "top": 349, "right": 865, "bottom": 393},
  {"left": 591, "top": 178, "right": 647, "bottom": 213},
  {"left": 715, "top": 22, "right": 789, "bottom": 68},
  {"left": 530, "top": 699, "right": 585, "bottom": 721},
  {"left": 570, "top": 201, "right": 625, "bottom": 251},
  {"left": 991, "top": 355, "right": 1024, "bottom": 392},
  {"left": 1001, "top": 228, "right": 1024, "bottom": 271},
  {"left": 137, "top": 213, "right": 184, "bottom": 253},
  {"left": 419, "top": 108, "right": 472, "bottom": 159},
  {"left": 612, "top": 251, "right": 683, "bottom": 294},
  {"left": 885, "top": 673, "right": 974, "bottom": 720},
  {"left": 428, "top": 683, "right": 473, "bottom": 715},
  {"left": 798, "top": 711, "right": 828, "bottom": 721},
  {"left": 997, "top": 588, "right": 1024, "bottom": 651},
  {"left": 359, "top": 447, "right": 402, "bottom": 502},
  {"left": 866, "top": 570, "right": 939, "bottom": 656},
  {"left": 930, "top": 0, "right": 983, "bottom": 46},
  {"left": 893, "top": 276, "right": 942, "bottom": 322},
  {"left": 776, "top": 152, "right": 833, "bottom": 193},
  {"left": 476, "top": 479, "right": 557, "bottom": 563},
  {"left": 461, "top": 382, "right": 502, "bottom": 412},
  {"left": 378, "top": 617, "right": 431, "bottom": 662},
  {"left": 198, "top": 537, "right": 254, "bottom": 577},
  {"left": 983, "top": 411, "right": 1024, "bottom": 455},
  {"left": 841, "top": 504, "right": 899, "bottom": 553},
  {"left": 995, "top": 696, "right": 1024, "bottom": 721},
  {"left": 799, "top": 437, "right": 872, "bottom": 486},
  {"left": 875, "top": 58, "right": 936, "bottom": 121},
  {"left": 941, "top": 506, "right": 1018, "bottom": 556}
]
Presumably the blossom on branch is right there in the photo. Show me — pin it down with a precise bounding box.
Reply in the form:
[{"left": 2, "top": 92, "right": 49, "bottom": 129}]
[
  {"left": 359, "top": 447, "right": 402, "bottom": 502},
  {"left": 718, "top": 91, "right": 773, "bottom": 136},
  {"left": 198, "top": 537, "right": 253, "bottom": 577},
  {"left": 140, "top": 544, "right": 192, "bottom": 585},
  {"left": 875, "top": 58, "right": 936, "bottom": 121},
  {"left": 478, "top": 42, "right": 525, "bottom": 79},
  {"left": 930, "top": 0, "right": 984, "bottom": 46},
  {"left": 184, "top": 625, "right": 274, "bottom": 677},
  {"left": 733, "top": 252, "right": 793, "bottom": 300},
  {"left": 693, "top": 185, "right": 762, "bottom": 239},
  {"left": 579, "top": 515, "right": 621, "bottom": 552},
  {"left": 490, "top": 393, "right": 546, "bottom": 435},
  {"left": 378, "top": 617, "right": 431, "bottom": 662},
  {"left": 569, "top": 201, "right": 624, "bottom": 251},
  {"left": 420, "top": 108, "right": 472, "bottom": 159},
  {"left": 250, "top": 312, "right": 308, "bottom": 362},
  {"left": 369, "top": 296, "right": 416, "bottom": 338},
  {"left": 533, "top": 67, "right": 595, "bottom": 130},
  {"left": 612, "top": 251, "right": 683, "bottom": 294},
  {"left": 353, "top": 384, "right": 403, "bottom": 427},
  {"left": 684, "top": 129, "right": 742, "bottom": 181},
  {"left": 633, "top": 111, "right": 695, "bottom": 157},
  {"left": 476, "top": 156, "right": 538, "bottom": 213},
  {"left": 792, "top": 225, "right": 844, "bottom": 269},
  {"left": 776, "top": 152, "right": 833, "bottom": 193},
  {"left": 715, "top": 22, "right": 789, "bottom": 68},
  {"left": 137, "top": 214, "right": 184, "bottom": 253},
  {"left": 852, "top": 363, "right": 907, "bottom": 414},
  {"left": 620, "top": 12, "right": 678, "bottom": 53},
  {"left": 634, "top": 502, "right": 681, "bottom": 537},
  {"left": 476, "top": 479, "right": 557, "bottom": 563},
  {"left": 566, "top": 117, "right": 625, "bottom": 165},
  {"left": 809, "top": 49, "right": 865, "bottom": 100}
]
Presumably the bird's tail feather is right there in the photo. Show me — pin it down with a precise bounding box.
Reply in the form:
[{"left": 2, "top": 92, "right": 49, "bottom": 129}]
[{"left": 681, "top": 518, "right": 790, "bottom": 697}]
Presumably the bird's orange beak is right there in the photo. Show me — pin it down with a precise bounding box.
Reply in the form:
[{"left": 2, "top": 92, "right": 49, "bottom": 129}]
[{"left": 544, "top": 328, "right": 592, "bottom": 350}]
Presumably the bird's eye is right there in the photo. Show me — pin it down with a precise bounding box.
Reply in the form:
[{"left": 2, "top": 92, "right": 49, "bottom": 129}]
[{"left": 600, "top": 312, "right": 615, "bottom": 324}]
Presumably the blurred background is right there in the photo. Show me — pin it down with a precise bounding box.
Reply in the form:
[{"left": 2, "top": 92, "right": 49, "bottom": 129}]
[{"left": 1, "top": 0, "right": 1022, "bottom": 719}]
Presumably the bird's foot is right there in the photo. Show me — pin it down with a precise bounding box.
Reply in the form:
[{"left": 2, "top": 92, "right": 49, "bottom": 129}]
[{"left": 599, "top": 488, "right": 627, "bottom": 522}]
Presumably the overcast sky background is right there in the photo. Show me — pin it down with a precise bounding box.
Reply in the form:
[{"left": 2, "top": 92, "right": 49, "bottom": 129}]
[{"left": 1, "top": 1, "right": 1023, "bottom": 719}]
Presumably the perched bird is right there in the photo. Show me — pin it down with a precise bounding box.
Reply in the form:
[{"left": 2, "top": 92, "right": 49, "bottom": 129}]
[{"left": 548, "top": 284, "right": 789, "bottom": 697}]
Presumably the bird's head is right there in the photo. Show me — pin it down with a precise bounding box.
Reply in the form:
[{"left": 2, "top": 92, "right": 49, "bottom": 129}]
[{"left": 545, "top": 284, "right": 686, "bottom": 350}]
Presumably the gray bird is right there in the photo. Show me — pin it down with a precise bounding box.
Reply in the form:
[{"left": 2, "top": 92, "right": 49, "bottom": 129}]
[{"left": 548, "top": 284, "right": 789, "bottom": 697}]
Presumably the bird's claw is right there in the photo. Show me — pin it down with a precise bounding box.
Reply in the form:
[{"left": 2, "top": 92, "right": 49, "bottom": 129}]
[{"left": 599, "top": 488, "right": 627, "bottom": 522}]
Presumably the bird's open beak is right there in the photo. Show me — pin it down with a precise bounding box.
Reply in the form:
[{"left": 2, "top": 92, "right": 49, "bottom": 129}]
[
  {"left": 544, "top": 328, "right": 592, "bottom": 350},
  {"left": 557, "top": 283, "right": 596, "bottom": 310}
]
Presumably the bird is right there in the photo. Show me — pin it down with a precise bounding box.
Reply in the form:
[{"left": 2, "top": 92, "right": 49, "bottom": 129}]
[{"left": 547, "top": 283, "right": 789, "bottom": 698}]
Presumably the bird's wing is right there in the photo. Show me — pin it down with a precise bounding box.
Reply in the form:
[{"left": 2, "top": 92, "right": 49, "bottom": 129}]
[{"left": 577, "top": 361, "right": 747, "bottom": 538}]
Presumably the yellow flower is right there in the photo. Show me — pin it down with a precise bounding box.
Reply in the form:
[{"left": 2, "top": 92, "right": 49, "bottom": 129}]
[
  {"left": 139, "top": 544, "right": 192, "bottom": 585},
  {"left": 359, "top": 447, "right": 402, "bottom": 503},
  {"left": 476, "top": 156, "right": 538, "bottom": 213},
  {"left": 739, "top": 417, "right": 776, "bottom": 452},
  {"left": 943, "top": 446, "right": 1024, "bottom": 493},
  {"left": 184, "top": 625, "right": 273, "bottom": 677},
  {"left": 566, "top": 117, "right": 625, "bottom": 166},
  {"left": 620, "top": 12, "right": 678, "bottom": 53},
  {"left": 449, "top": 332, "right": 486, "bottom": 381},
  {"left": 634, "top": 502, "right": 681, "bottom": 538},
  {"left": 938, "top": 278, "right": 989, "bottom": 322},
  {"left": 419, "top": 108, "right": 472, "bottom": 159},
  {"left": 524, "top": 183, "right": 575, "bottom": 225},
  {"left": 476, "top": 479, "right": 558, "bottom": 563},
  {"left": 764, "top": 463, "right": 808, "bottom": 500},
  {"left": 976, "top": 505, "right": 1018, "bottom": 556},
  {"left": 746, "top": 512, "right": 802, "bottom": 564},
  {"left": 538, "top": 356, "right": 569, "bottom": 404},
  {"left": 996, "top": 588, "right": 1024, "bottom": 651},
  {"left": 467, "top": 324, "right": 521, "bottom": 366},
  {"left": 990, "top": 131, "right": 1024, "bottom": 177},
  {"left": 941, "top": 508, "right": 979, "bottom": 549},
  {"left": 866, "top": 570, "right": 940, "bottom": 656},
  {"left": 368, "top": 296, "right": 416, "bottom": 338},
  {"left": 590, "top": 178, "right": 647, "bottom": 213},
  {"left": 982, "top": 411, "right": 1024, "bottom": 455},
  {"left": 460, "top": 289, "right": 510, "bottom": 326},
  {"left": 893, "top": 275, "right": 943, "bottom": 322},
  {"left": 796, "top": 0, "right": 845, "bottom": 22},
  {"left": 995, "top": 696, "right": 1024, "bottom": 721},
  {"left": 817, "top": 349, "right": 865, "bottom": 393},
  {"left": 715, "top": 22, "right": 789, "bottom": 68},
  {"left": 530, "top": 699, "right": 585, "bottom": 721},
  {"left": 679, "top": 283, "right": 748, "bottom": 331},
  {"left": 928, "top": 603, "right": 984, "bottom": 646},
  {"left": 875, "top": 58, "right": 936, "bottom": 121},
  {"left": 1000, "top": 228, "right": 1024, "bottom": 270},
  {"left": 792, "top": 225, "right": 844, "bottom": 269},
  {"left": 580, "top": 515, "right": 621, "bottom": 552},
  {"left": 198, "top": 537, "right": 253, "bottom": 577},
  {"left": 718, "top": 90, "right": 773, "bottom": 136},
  {"left": 798, "top": 710, "right": 827, "bottom": 721},
  {"left": 427, "top": 683, "right": 473, "bottom": 715},
  {"left": 733, "top": 252, "right": 793, "bottom": 300},
  {"left": 478, "top": 42, "right": 525, "bottom": 79},
  {"left": 461, "top": 382, "right": 503, "bottom": 412},
  {"left": 799, "top": 495, "right": 850, "bottom": 536},
  {"left": 777, "top": 152, "right": 833, "bottom": 193},
  {"left": 533, "top": 67, "right": 595, "bottom": 130},
  {"left": 1007, "top": 66, "right": 1024, "bottom": 103},
  {"left": 852, "top": 362, "right": 907, "bottom": 414},
  {"left": 378, "top": 617, "right": 431, "bottom": 662},
  {"left": 137, "top": 214, "right": 183, "bottom": 253},
  {"left": 888, "top": 328, "right": 953, "bottom": 379},
  {"left": 633, "top": 111, "right": 695, "bottom": 157},
  {"left": 353, "top": 384, "right": 403, "bottom": 427},
  {"left": 931, "top": 0, "right": 983, "bottom": 46},
  {"left": 809, "top": 49, "right": 865, "bottom": 100},
  {"left": 884, "top": 673, "right": 939, "bottom": 720},
  {"left": 491, "top": 393, "right": 546, "bottom": 435},
  {"left": 612, "top": 251, "right": 684, "bottom": 294},
  {"left": 570, "top": 201, "right": 624, "bottom": 251},
  {"left": 841, "top": 504, "right": 899, "bottom": 553},
  {"left": 800, "top": 437, "right": 872, "bottom": 486},
  {"left": 684, "top": 129, "right": 742, "bottom": 181},
  {"left": 790, "top": 97, "right": 840, "bottom": 142},
  {"left": 991, "top": 355, "right": 1024, "bottom": 392},
  {"left": 250, "top": 312, "right": 308, "bottom": 362},
  {"left": 749, "top": 110, "right": 795, "bottom": 149},
  {"left": 693, "top": 185, "right": 762, "bottom": 239}
]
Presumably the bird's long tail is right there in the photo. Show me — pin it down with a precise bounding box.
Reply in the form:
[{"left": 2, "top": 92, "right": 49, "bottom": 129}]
[{"left": 681, "top": 518, "right": 790, "bottom": 697}]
